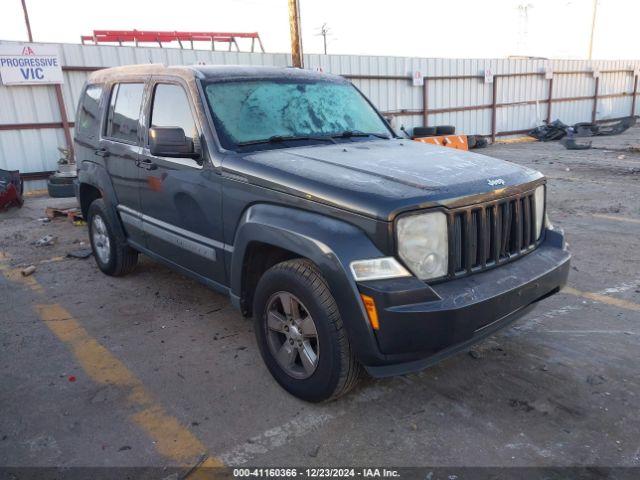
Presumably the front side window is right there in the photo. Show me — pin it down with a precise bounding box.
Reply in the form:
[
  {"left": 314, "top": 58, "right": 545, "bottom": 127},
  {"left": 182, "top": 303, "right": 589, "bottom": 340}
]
[
  {"left": 150, "top": 83, "right": 197, "bottom": 140},
  {"left": 106, "top": 83, "right": 144, "bottom": 144},
  {"left": 76, "top": 84, "right": 102, "bottom": 138},
  {"left": 203, "top": 79, "right": 391, "bottom": 151}
]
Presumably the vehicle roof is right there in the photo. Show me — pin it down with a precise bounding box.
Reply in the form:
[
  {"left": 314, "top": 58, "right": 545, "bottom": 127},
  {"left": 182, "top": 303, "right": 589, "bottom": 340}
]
[{"left": 88, "top": 64, "right": 346, "bottom": 84}]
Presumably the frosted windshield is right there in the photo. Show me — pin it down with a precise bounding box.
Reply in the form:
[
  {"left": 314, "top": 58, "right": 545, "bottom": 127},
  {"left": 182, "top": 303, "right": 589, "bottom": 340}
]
[{"left": 204, "top": 80, "right": 389, "bottom": 146}]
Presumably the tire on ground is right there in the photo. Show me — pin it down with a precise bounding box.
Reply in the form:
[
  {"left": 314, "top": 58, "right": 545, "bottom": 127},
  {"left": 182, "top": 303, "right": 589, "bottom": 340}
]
[
  {"left": 466, "top": 135, "right": 477, "bottom": 149},
  {"left": 87, "top": 198, "right": 138, "bottom": 276},
  {"left": 48, "top": 173, "right": 75, "bottom": 185},
  {"left": 413, "top": 126, "right": 437, "bottom": 138},
  {"left": 253, "top": 258, "right": 362, "bottom": 402},
  {"left": 47, "top": 178, "right": 75, "bottom": 198},
  {"left": 435, "top": 125, "right": 456, "bottom": 135}
]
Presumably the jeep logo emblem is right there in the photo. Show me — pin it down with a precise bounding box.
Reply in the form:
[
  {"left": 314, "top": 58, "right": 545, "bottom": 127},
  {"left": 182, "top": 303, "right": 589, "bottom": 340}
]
[{"left": 487, "top": 178, "right": 505, "bottom": 186}]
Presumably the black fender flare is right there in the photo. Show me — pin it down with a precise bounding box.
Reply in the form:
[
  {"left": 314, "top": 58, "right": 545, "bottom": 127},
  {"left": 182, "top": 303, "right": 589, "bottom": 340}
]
[
  {"left": 230, "top": 203, "right": 385, "bottom": 365},
  {"left": 77, "top": 160, "right": 126, "bottom": 238}
]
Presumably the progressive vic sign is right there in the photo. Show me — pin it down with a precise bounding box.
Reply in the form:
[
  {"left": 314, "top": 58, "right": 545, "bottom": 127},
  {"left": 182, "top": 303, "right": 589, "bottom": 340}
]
[{"left": 0, "top": 44, "right": 63, "bottom": 85}]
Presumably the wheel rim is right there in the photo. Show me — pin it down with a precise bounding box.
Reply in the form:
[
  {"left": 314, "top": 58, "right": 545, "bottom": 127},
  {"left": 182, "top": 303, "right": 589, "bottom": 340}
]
[
  {"left": 265, "top": 291, "right": 319, "bottom": 379},
  {"left": 91, "top": 214, "right": 111, "bottom": 265}
]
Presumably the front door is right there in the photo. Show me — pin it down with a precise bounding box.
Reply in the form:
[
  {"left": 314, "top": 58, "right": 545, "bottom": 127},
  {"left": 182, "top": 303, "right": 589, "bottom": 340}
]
[
  {"left": 137, "top": 80, "right": 226, "bottom": 286},
  {"left": 101, "top": 82, "right": 145, "bottom": 245}
]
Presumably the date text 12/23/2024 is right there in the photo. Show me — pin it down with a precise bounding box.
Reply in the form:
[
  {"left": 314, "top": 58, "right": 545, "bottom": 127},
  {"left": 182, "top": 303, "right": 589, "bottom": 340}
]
[{"left": 233, "top": 469, "right": 400, "bottom": 478}]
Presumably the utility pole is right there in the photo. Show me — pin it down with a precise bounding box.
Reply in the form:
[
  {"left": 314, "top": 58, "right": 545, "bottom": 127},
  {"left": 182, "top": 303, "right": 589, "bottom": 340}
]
[
  {"left": 21, "top": 0, "right": 33, "bottom": 42},
  {"left": 288, "top": 0, "right": 304, "bottom": 68},
  {"left": 316, "top": 23, "right": 330, "bottom": 55},
  {"left": 588, "top": 0, "right": 598, "bottom": 60},
  {"left": 516, "top": 3, "right": 533, "bottom": 55}
]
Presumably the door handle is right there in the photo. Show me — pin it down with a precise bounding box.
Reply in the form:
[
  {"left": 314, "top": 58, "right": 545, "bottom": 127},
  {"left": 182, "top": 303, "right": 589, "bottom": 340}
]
[
  {"left": 95, "top": 148, "right": 110, "bottom": 158},
  {"left": 135, "top": 159, "right": 157, "bottom": 170}
]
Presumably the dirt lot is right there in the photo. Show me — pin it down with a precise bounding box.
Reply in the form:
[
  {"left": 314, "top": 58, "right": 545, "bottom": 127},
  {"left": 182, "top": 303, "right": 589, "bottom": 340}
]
[{"left": 1, "top": 128, "right": 639, "bottom": 473}]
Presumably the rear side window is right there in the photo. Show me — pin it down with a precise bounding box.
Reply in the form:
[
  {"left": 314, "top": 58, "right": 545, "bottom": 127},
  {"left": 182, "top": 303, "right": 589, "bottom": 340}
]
[
  {"left": 150, "top": 83, "right": 197, "bottom": 139},
  {"left": 106, "top": 83, "right": 144, "bottom": 144},
  {"left": 76, "top": 84, "right": 102, "bottom": 138}
]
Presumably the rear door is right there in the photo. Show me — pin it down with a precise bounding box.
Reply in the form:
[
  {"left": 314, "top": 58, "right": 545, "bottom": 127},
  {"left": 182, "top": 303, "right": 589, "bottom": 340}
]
[
  {"left": 137, "top": 79, "right": 226, "bottom": 286},
  {"left": 100, "top": 81, "right": 146, "bottom": 245}
]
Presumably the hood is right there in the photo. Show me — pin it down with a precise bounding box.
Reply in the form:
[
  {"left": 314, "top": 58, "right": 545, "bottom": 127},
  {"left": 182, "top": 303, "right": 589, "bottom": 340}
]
[{"left": 230, "top": 139, "right": 543, "bottom": 220}]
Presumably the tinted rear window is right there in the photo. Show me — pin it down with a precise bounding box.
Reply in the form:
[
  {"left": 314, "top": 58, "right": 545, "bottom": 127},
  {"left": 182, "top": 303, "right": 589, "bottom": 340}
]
[
  {"left": 106, "top": 83, "right": 144, "bottom": 144},
  {"left": 76, "top": 84, "right": 102, "bottom": 138}
]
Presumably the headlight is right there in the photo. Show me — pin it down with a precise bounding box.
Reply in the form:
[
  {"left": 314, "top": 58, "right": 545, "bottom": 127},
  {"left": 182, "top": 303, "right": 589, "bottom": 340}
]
[
  {"left": 350, "top": 257, "right": 411, "bottom": 281},
  {"left": 534, "top": 185, "right": 545, "bottom": 239},
  {"left": 397, "top": 211, "right": 448, "bottom": 280}
]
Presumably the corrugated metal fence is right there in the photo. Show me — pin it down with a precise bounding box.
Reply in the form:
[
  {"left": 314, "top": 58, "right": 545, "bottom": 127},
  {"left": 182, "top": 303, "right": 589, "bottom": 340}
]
[{"left": 1, "top": 40, "right": 639, "bottom": 191}]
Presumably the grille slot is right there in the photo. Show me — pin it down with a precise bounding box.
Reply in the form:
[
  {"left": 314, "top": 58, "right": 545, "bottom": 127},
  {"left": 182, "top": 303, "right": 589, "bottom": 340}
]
[{"left": 449, "top": 190, "right": 539, "bottom": 277}]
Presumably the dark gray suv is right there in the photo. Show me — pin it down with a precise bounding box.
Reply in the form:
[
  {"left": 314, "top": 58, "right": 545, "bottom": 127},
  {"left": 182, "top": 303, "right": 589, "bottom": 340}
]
[{"left": 75, "top": 64, "right": 570, "bottom": 401}]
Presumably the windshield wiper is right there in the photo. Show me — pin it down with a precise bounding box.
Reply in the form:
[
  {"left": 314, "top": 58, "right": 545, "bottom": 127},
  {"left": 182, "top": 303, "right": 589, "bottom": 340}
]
[
  {"left": 334, "top": 130, "right": 390, "bottom": 140},
  {"left": 237, "top": 134, "right": 338, "bottom": 147}
]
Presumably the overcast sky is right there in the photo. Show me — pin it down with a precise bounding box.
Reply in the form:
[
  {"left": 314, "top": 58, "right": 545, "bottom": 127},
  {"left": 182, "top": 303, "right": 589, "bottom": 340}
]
[{"left": 0, "top": 0, "right": 637, "bottom": 60}]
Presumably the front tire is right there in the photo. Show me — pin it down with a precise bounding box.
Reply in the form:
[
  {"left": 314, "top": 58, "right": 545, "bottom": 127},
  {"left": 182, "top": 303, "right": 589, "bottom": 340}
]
[
  {"left": 87, "top": 199, "right": 138, "bottom": 276},
  {"left": 253, "top": 259, "right": 361, "bottom": 402}
]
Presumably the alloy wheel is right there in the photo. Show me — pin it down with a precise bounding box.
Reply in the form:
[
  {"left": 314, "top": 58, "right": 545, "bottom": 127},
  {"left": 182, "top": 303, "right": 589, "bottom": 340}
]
[
  {"left": 91, "top": 214, "right": 111, "bottom": 265},
  {"left": 265, "top": 291, "right": 320, "bottom": 379}
]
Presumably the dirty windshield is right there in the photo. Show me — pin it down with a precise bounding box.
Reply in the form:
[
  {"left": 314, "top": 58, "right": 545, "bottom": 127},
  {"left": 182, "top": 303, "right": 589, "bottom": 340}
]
[{"left": 203, "top": 79, "right": 391, "bottom": 151}]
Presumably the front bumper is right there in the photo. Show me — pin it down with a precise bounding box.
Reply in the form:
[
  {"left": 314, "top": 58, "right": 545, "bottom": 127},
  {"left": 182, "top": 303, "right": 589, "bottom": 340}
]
[{"left": 358, "top": 229, "right": 571, "bottom": 377}]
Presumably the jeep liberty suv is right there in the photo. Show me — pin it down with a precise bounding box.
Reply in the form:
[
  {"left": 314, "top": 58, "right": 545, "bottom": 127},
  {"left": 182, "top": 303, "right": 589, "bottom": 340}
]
[{"left": 75, "top": 64, "right": 570, "bottom": 402}]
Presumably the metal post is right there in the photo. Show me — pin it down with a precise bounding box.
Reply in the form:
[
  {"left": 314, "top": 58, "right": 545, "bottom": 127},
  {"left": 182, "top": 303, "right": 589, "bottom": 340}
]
[
  {"left": 21, "top": 0, "right": 33, "bottom": 42},
  {"left": 422, "top": 78, "right": 429, "bottom": 127},
  {"left": 288, "top": 0, "right": 304, "bottom": 68},
  {"left": 54, "top": 84, "right": 75, "bottom": 162},
  {"left": 546, "top": 77, "right": 554, "bottom": 123},
  {"left": 257, "top": 36, "right": 265, "bottom": 53},
  {"left": 592, "top": 76, "right": 599, "bottom": 123},
  {"left": 631, "top": 74, "right": 638, "bottom": 117},
  {"left": 491, "top": 78, "right": 498, "bottom": 142}
]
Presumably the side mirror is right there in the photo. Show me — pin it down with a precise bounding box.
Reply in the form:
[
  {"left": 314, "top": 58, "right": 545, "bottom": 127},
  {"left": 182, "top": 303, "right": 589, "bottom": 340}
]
[{"left": 149, "top": 127, "right": 201, "bottom": 159}]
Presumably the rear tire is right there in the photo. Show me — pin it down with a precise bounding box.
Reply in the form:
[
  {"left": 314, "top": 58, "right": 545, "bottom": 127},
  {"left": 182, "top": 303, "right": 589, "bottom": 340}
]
[
  {"left": 87, "top": 199, "right": 138, "bottom": 276},
  {"left": 253, "top": 259, "right": 361, "bottom": 402}
]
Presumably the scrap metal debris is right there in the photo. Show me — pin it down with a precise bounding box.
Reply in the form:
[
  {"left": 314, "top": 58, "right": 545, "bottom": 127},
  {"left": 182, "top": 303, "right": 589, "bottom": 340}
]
[
  {"left": 21, "top": 265, "right": 36, "bottom": 276},
  {"left": 561, "top": 131, "right": 592, "bottom": 150},
  {"left": 0, "top": 169, "right": 23, "bottom": 211},
  {"left": 529, "top": 119, "right": 570, "bottom": 141},
  {"left": 45, "top": 206, "right": 83, "bottom": 224},
  {"left": 34, "top": 235, "right": 56, "bottom": 247},
  {"left": 529, "top": 117, "right": 636, "bottom": 143},
  {"left": 66, "top": 249, "right": 93, "bottom": 259}
]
